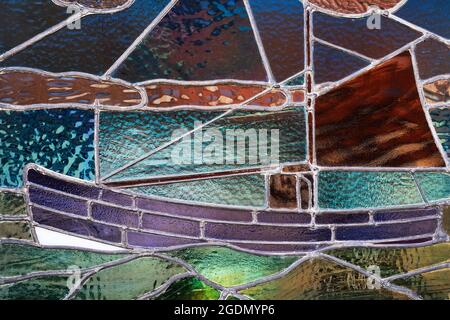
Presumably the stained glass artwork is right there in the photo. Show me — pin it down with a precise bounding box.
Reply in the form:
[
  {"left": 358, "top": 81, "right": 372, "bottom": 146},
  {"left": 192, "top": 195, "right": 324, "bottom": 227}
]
[{"left": 0, "top": 0, "right": 449, "bottom": 303}]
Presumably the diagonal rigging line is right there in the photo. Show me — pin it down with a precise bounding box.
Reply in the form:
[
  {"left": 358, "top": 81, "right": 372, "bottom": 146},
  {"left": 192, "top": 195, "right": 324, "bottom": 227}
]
[
  {"left": 103, "top": 0, "right": 180, "bottom": 77},
  {"left": 242, "top": 0, "right": 275, "bottom": 84},
  {"left": 100, "top": 86, "right": 277, "bottom": 181},
  {"left": 0, "top": 10, "right": 88, "bottom": 63}
]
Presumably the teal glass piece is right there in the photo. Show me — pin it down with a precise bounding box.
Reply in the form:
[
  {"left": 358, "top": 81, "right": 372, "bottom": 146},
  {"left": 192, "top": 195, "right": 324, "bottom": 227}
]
[
  {"left": 0, "top": 109, "right": 94, "bottom": 187},
  {"left": 414, "top": 172, "right": 450, "bottom": 202},
  {"left": 318, "top": 171, "right": 424, "bottom": 209},
  {"left": 99, "top": 110, "right": 224, "bottom": 177},
  {"left": 284, "top": 73, "right": 305, "bottom": 86},
  {"left": 430, "top": 108, "right": 450, "bottom": 158},
  {"left": 108, "top": 108, "right": 307, "bottom": 181},
  {"left": 129, "top": 174, "right": 266, "bottom": 207}
]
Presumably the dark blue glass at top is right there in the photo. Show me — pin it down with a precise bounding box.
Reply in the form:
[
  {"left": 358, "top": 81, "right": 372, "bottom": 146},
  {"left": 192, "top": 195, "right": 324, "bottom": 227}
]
[
  {"left": 249, "top": 0, "right": 305, "bottom": 82},
  {"left": 0, "top": 0, "right": 170, "bottom": 75},
  {"left": 0, "top": 0, "right": 69, "bottom": 54},
  {"left": 113, "top": 0, "right": 267, "bottom": 82},
  {"left": 313, "top": 12, "right": 421, "bottom": 59},
  {"left": 395, "top": 0, "right": 450, "bottom": 39},
  {"left": 313, "top": 42, "right": 370, "bottom": 84}
]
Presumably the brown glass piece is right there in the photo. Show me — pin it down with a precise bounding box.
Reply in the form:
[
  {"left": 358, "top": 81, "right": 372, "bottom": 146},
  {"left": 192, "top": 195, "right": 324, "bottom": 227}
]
[
  {"left": 282, "top": 164, "right": 312, "bottom": 173},
  {"left": 415, "top": 38, "right": 450, "bottom": 80},
  {"left": 315, "top": 51, "right": 445, "bottom": 167},
  {"left": 146, "top": 84, "right": 287, "bottom": 108},
  {"left": 299, "top": 173, "right": 314, "bottom": 210},
  {"left": 0, "top": 71, "right": 293, "bottom": 109},
  {"left": 0, "top": 70, "right": 141, "bottom": 107},
  {"left": 290, "top": 89, "right": 306, "bottom": 103},
  {"left": 309, "top": 0, "right": 402, "bottom": 14},
  {"left": 423, "top": 79, "right": 450, "bottom": 104},
  {"left": 269, "top": 174, "right": 298, "bottom": 209}
]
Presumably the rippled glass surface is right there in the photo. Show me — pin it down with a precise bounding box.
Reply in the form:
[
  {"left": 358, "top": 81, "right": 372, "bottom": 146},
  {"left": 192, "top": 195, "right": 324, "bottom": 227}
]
[
  {"left": 0, "top": 109, "right": 94, "bottom": 187},
  {"left": 99, "top": 110, "right": 223, "bottom": 177},
  {"left": 318, "top": 171, "right": 424, "bottom": 209},
  {"left": 0, "top": 0, "right": 68, "bottom": 54},
  {"left": 0, "top": 0, "right": 449, "bottom": 302},
  {"left": 114, "top": 0, "right": 266, "bottom": 82},
  {"left": 313, "top": 42, "right": 370, "bottom": 84},
  {"left": 0, "top": 0, "right": 170, "bottom": 74},
  {"left": 130, "top": 173, "right": 266, "bottom": 207}
]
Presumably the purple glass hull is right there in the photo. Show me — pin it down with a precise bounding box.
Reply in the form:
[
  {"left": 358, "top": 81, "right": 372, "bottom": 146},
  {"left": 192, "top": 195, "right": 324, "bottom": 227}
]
[{"left": 25, "top": 165, "right": 442, "bottom": 253}]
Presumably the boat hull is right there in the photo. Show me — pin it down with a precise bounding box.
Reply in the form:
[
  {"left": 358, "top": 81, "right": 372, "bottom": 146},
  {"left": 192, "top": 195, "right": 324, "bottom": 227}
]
[{"left": 25, "top": 165, "right": 443, "bottom": 254}]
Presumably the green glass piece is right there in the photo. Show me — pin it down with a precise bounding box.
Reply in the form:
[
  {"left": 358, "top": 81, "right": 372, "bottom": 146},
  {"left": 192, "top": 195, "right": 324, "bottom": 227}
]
[
  {"left": 0, "top": 192, "right": 26, "bottom": 216},
  {"left": 414, "top": 172, "right": 450, "bottom": 202},
  {"left": 130, "top": 174, "right": 266, "bottom": 207},
  {"left": 170, "top": 246, "right": 298, "bottom": 287},
  {"left": 393, "top": 268, "right": 450, "bottom": 300},
  {"left": 0, "top": 221, "right": 32, "bottom": 240},
  {"left": 0, "top": 276, "right": 69, "bottom": 300},
  {"left": 318, "top": 171, "right": 424, "bottom": 209},
  {"left": 74, "top": 257, "right": 186, "bottom": 300},
  {"left": 240, "top": 258, "right": 409, "bottom": 300},
  {"left": 154, "top": 277, "right": 220, "bottom": 300},
  {"left": 328, "top": 243, "right": 450, "bottom": 278},
  {"left": 0, "top": 243, "right": 127, "bottom": 277}
]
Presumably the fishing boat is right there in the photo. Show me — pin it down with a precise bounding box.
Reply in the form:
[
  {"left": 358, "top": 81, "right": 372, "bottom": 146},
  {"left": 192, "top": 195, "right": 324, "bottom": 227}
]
[{"left": 21, "top": 52, "right": 450, "bottom": 254}]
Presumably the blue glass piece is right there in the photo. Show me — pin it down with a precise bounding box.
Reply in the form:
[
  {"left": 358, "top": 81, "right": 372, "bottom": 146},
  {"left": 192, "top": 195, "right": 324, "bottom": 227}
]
[
  {"left": 130, "top": 174, "right": 266, "bottom": 207},
  {"left": 0, "top": 109, "right": 94, "bottom": 187},
  {"left": 0, "top": 0, "right": 68, "bottom": 54},
  {"left": 249, "top": 0, "right": 304, "bottom": 81},
  {"left": 113, "top": 0, "right": 266, "bottom": 82},
  {"left": 395, "top": 0, "right": 450, "bottom": 39},
  {"left": 313, "top": 42, "right": 370, "bottom": 85},
  {"left": 0, "top": 0, "right": 170, "bottom": 75}
]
